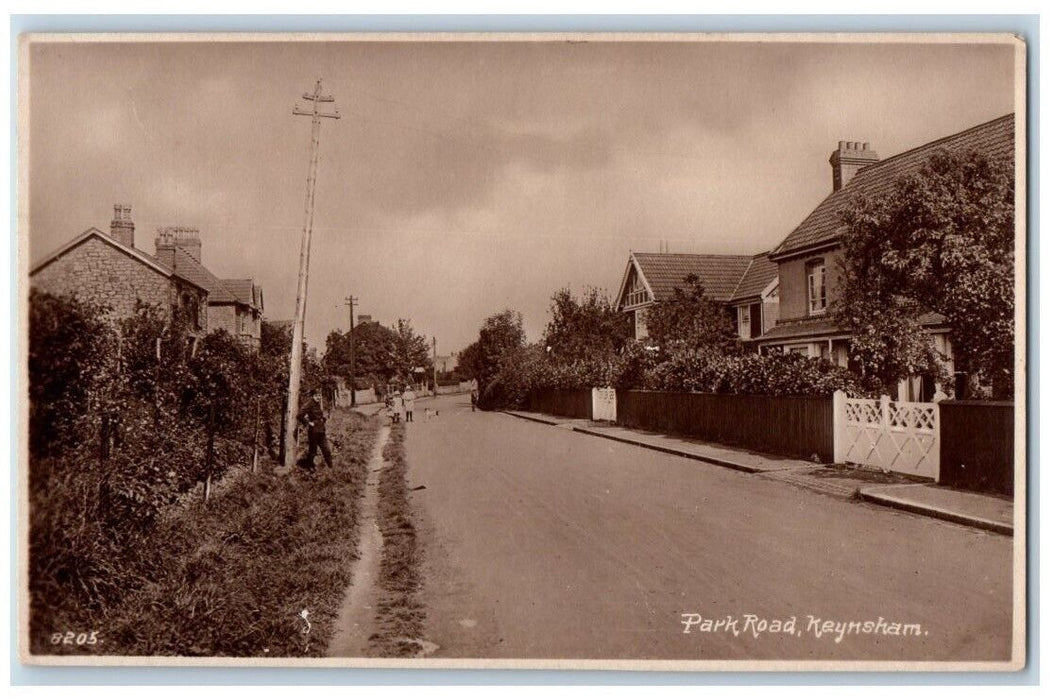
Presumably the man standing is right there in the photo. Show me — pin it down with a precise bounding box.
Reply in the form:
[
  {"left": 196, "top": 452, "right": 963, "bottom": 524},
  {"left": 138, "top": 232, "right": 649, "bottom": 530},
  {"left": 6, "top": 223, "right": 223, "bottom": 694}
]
[
  {"left": 403, "top": 385, "right": 416, "bottom": 422},
  {"left": 297, "top": 389, "right": 334, "bottom": 469}
]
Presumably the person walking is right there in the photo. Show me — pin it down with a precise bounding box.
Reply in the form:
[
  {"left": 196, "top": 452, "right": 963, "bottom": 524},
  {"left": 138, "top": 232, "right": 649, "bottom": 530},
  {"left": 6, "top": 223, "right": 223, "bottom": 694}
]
[
  {"left": 392, "top": 390, "right": 405, "bottom": 424},
  {"left": 297, "top": 389, "right": 334, "bottom": 469},
  {"left": 403, "top": 385, "right": 416, "bottom": 422}
]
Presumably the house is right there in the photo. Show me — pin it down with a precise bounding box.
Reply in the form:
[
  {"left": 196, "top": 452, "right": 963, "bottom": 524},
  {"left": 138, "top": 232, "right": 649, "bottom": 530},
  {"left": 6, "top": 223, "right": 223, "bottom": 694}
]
[
  {"left": 757, "top": 113, "right": 1014, "bottom": 400},
  {"left": 30, "top": 204, "right": 209, "bottom": 334},
  {"left": 153, "top": 226, "right": 265, "bottom": 349},
  {"left": 434, "top": 352, "right": 459, "bottom": 374},
  {"left": 614, "top": 251, "right": 778, "bottom": 342}
]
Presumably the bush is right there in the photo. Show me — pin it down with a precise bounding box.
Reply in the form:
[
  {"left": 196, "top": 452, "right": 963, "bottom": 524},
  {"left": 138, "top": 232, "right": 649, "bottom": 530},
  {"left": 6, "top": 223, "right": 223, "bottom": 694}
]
[
  {"left": 645, "top": 348, "right": 863, "bottom": 397},
  {"left": 480, "top": 338, "right": 863, "bottom": 410},
  {"left": 28, "top": 290, "right": 116, "bottom": 458},
  {"left": 27, "top": 292, "right": 323, "bottom": 650},
  {"left": 33, "top": 411, "right": 379, "bottom": 656}
]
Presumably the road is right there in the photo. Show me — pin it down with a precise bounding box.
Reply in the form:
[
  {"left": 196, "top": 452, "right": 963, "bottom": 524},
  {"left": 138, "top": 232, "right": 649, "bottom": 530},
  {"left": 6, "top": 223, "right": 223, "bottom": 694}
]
[{"left": 404, "top": 393, "right": 1013, "bottom": 662}]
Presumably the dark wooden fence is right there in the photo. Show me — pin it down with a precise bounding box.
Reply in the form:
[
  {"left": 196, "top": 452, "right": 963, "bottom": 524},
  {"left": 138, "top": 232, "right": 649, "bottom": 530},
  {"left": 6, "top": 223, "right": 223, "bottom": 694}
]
[
  {"left": 525, "top": 389, "right": 592, "bottom": 420},
  {"left": 615, "top": 390, "right": 834, "bottom": 461},
  {"left": 938, "top": 400, "right": 1014, "bottom": 495}
]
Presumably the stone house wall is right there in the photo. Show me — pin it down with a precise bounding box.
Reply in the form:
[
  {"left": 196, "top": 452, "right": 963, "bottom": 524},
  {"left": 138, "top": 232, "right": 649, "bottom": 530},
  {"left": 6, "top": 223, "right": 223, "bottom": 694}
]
[
  {"left": 31, "top": 235, "right": 208, "bottom": 332},
  {"left": 31, "top": 236, "right": 173, "bottom": 319}
]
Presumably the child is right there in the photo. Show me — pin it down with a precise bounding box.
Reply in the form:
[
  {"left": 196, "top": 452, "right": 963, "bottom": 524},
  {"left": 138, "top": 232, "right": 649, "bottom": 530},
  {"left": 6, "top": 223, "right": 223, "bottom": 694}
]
[{"left": 403, "top": 385, "right": 416, "bottom": 422}]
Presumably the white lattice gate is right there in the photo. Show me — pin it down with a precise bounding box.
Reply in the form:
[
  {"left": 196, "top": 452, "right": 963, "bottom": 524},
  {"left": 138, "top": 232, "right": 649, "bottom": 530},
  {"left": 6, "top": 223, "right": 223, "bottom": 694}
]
[{"left": 833, "top": 391, "right": 940, "bottom": 480}]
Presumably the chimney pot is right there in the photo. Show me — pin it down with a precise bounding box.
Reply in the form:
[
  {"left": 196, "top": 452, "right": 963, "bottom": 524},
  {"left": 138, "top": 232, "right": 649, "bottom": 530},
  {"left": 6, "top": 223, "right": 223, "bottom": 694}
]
[{"left": 155, "top": 225, "right": 202, "bottom": 263}]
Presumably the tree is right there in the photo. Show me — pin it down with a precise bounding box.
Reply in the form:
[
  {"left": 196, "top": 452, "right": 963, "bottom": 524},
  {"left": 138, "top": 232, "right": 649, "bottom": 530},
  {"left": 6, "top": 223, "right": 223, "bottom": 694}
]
[
  {"left": 457, "top": 340, "right": 483, "bottom": 382},
  {"left": 838, "top": 148, "right": 1015, "bottom": 397},
  {"left": 543, "top": 287, "right": 631, "bottom": 362},
  {"left": 644, "top": 273, "right": 740, "bottom": 357},
  {"left": 352, "top": 320, "right": 398, "bottom": 386},
  {"left": 475, "top": 309, "right": 526, "bottom": 387},
  {"left": 391, "top": 319, "right": 432, "bottom": 385}
]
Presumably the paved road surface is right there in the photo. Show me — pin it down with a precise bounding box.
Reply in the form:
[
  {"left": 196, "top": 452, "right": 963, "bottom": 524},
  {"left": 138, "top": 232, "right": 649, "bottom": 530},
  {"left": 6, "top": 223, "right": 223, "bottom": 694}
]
[{"left": 405, "top": 394, "right": 1013, "bottom": 662}]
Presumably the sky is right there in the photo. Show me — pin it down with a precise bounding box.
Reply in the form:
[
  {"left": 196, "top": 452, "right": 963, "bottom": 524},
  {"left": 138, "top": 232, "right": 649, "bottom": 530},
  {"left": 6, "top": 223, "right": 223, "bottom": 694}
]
[{"left": 27, "top": 37, "right": 1017, "bottom": 354}]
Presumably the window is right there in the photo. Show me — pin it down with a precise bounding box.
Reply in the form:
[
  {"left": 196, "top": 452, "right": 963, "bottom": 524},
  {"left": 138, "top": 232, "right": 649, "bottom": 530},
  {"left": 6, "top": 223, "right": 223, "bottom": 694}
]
[
  {"left": 624, "top": 270, "right": 650, "bottom": 308},
  {"left": 180, "top": 292, "right": 200, "bottom": 329},
  {"left": 737, "top": 305, "right": 751, "bottom": 339},
  {"left": 635, "top": 308, "right": 648, "bottom": 339},
  {"left": 807, "top": 260, "right": 827, "bottom": 314}
]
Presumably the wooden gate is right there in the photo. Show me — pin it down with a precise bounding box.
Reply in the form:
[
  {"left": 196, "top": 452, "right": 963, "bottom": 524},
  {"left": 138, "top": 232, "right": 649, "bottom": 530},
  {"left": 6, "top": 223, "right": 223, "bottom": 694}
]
[{"left": 833, "top": 391, "right": 940, "bottom": 479}]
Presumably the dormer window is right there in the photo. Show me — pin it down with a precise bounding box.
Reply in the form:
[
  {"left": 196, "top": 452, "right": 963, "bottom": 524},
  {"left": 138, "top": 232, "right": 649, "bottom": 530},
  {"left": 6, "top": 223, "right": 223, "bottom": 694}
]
[{"left": 807, "top": 259, "right": 827, "bottom": 315}]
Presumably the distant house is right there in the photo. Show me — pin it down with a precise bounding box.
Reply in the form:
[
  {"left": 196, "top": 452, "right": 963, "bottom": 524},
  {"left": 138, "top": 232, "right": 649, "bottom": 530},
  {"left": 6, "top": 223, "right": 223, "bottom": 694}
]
[
  {"left": 153, "top": 226, "right": 265, "bottom": 350},
  {"left": 758, "top": 113, "right": 1014, "bottom": 400},
  {"left": 434, "top": 352, "right": 459, "bottom": 374},
  {"left": 30, "top": 204, "right": 209, "bottom": 335},
  {"left": 614, "top": 251, "right": 778, "bottom": 343}
]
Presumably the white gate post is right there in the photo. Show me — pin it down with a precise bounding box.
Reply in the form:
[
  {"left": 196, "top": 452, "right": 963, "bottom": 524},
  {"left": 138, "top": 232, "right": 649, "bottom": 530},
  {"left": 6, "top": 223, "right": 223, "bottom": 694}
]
[
  {"left": 933, "top": 401, "right": 942, "bottom": 483},
  {"left": 591, "top": 387, "right": 617, "bottom": 422},
  {"left": 832, "top": 390, "right": 847, "bottom": 463}
]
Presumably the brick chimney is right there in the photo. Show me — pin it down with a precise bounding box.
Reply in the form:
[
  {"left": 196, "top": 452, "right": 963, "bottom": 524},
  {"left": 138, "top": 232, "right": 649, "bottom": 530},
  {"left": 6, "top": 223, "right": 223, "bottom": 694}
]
[
  {"left": 829, "top": 141, "right": 879, "bottom": 191},
  {"left": 109, "top": 204, "right": 135, "bottom": 248},
  {"left": 154, "top": 226, "right": 202, "bottom": 265}
]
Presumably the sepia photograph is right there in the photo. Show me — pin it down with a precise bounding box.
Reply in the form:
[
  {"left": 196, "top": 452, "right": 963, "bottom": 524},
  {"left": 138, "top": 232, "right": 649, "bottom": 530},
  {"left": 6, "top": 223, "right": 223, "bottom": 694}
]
[{"left": 17, "top": 31, "right": 1026, "bottom": 671}]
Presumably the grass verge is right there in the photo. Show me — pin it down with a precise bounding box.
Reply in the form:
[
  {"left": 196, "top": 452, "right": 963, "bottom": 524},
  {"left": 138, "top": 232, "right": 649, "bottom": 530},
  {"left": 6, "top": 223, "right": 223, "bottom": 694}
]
[
  {"left": 32, "top": 409, "right": 378, "bottom": 657},
  {"left": 368, "top": 421, "right": 427, "bottom": 657}
]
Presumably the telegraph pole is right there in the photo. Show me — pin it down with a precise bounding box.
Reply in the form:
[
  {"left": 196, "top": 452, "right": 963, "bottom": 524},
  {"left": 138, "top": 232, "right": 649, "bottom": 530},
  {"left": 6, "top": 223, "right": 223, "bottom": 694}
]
[
  {"left": 283, "top": 79, "right": 340, "bottom": 470},
  {"left": 432, "top": 337, "right": 438, "bottom": 396},
  {"left": 343, "top": 296, "right": 359, "bottom": 407}
]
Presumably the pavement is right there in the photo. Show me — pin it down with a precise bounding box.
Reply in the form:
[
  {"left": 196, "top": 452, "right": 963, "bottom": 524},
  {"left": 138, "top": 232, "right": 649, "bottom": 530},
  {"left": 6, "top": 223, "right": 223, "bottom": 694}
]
[
  {"left": 505, "top": 410, "right": 1014, "bottom": 536},
  {"left": 403, "top": 394, "right": 1013, "bottom": 662}
]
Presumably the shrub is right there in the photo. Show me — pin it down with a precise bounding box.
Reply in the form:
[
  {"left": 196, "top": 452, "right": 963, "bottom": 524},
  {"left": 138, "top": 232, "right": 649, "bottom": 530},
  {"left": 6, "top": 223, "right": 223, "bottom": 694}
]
[
  {"left": 27, "top": 292, "right": 320, "bottom": 650},
  {"left": 645, "top": 348, "right": 863, "bottom": 397},
  {"left": 33, "top": 411, "right": 379, "bottom": 656},
  {"left": 28, "top": 290, "right": 117, "bottom": 458}
]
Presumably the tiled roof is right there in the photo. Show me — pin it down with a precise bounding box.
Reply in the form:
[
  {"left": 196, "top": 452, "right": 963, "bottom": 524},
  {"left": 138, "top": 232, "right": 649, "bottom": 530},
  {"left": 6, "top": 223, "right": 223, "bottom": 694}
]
[
  {"left": 155, "top": 247, "right": 238, "bottom": 303},
  {"left": 771, "top": 114, "right": 1015, "bottom": 259},
  {"left": 222, "top": 278, "right": 260, "bottom": 310},
  {"left": 757, "top": 316, "right": 850, "bottom": 342},
  {"left": 758, "top": 311, "right": 949, "bottom": 343},
  {"left": 632, "top": 252, "right": 754, "bottom": 302},
  {"left": 729, "top": 252, "right": 778, "bottom": 302}
]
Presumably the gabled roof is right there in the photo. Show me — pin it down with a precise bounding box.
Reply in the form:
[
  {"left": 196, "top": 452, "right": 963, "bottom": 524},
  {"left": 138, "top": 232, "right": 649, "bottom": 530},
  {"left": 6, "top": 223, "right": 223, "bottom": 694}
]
[
  {"left": 728, "top": 252, "right": 778, "bottom": 303},
  {"left": 770, "top": 114, "right": 1015, "bottom": 259},
  {"left": 631, "top": 252, "right": 754, "bottom": 302},
  {"left": 30, "top": 227, "right": 208, "bottom": 293},
  {"left": 222, "top": 278, "right": 262, "bottom": 311}
]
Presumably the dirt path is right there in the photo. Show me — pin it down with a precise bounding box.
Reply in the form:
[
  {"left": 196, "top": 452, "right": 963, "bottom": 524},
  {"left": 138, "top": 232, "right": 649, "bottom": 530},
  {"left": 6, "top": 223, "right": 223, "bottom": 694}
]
[{"left": 326, "top": 424, "right": 390, "bottom": 657}]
